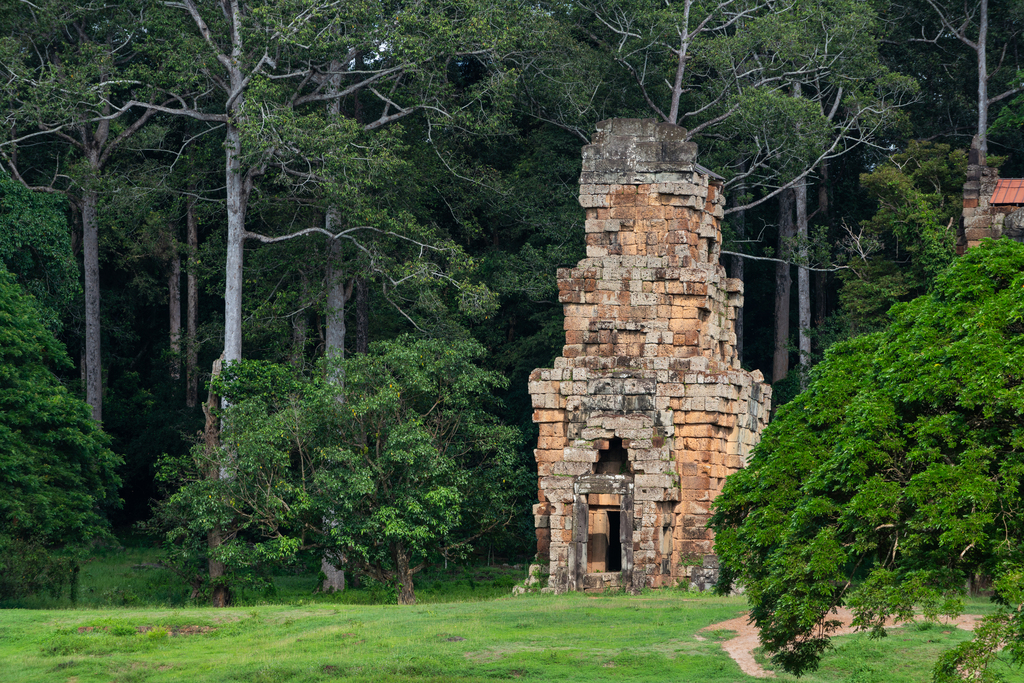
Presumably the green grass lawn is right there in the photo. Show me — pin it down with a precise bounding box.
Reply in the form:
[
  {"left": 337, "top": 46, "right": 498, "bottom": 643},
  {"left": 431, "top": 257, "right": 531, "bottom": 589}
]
[
  {"left": 3, "top": 592, "right": 1023, "bottom": 683},
  {"left": 766, "top": 617, "right": 1024, "bottom": 683},
  {"left": 2, "top": 541, "right": 1022, "bottom": 682}
]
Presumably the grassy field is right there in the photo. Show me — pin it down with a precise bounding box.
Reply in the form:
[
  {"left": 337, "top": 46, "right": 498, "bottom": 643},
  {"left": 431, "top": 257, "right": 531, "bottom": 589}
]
[
  {"left": 2, "top": 543, "right": 1023, "bottom": 682},
  {"left": 3, "top": 592, "right": 1024, "bottom": 682}
]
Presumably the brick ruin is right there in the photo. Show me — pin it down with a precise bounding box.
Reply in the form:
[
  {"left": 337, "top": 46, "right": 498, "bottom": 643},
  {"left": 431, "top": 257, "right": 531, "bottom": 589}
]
[
  {"left": 529, "top": 118, "right": 772, "bottom": 594},
  {"left": 960, "top": 136, "right": 1024, "bottom": 253}
]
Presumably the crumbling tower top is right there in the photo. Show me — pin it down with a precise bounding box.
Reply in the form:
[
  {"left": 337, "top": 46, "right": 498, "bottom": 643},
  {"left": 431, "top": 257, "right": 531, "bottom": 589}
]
[
  {"left": 582, "top": 118, "right": 700, "bottom": 182},
  {"left": 567, "top": 118, "right": 738, "bottom": 369}
]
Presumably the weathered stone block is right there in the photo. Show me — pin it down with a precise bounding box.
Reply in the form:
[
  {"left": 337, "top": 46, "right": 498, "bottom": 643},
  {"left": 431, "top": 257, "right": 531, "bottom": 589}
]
[{"left": 636, "top": 474, "right": 675, "bottom": 488}]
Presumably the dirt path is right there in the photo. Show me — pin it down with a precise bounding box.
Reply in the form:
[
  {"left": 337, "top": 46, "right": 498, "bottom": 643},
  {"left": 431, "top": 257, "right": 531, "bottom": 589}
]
[{"left": 701, "top": 609, "right": 983, "bottom": 678}]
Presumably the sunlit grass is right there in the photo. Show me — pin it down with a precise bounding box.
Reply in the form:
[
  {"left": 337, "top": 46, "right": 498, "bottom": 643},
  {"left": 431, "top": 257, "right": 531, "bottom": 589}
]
[
  {"left": 2, "top": 543, "right": 1022, "bottom": 682},
  {"left": 767, "top": 618, "right": 1024, "bottom": 683},
  {"left": 2, "top": 592, "right": 749, "bottom": 682},
  {"left": 4, "top": 591, "right": 1023, "bottom": 682}
]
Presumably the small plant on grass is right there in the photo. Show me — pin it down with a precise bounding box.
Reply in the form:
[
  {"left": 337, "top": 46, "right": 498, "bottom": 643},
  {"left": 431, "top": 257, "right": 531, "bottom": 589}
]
[
  {"left": 362, "top": 576, "right": 398, "bottom": 605},
  {"left": 513, "top": 563, "right": 550, "bottom": 594},
  {"left": 705, "top": 629, "right": 737, "bottom": 641}
]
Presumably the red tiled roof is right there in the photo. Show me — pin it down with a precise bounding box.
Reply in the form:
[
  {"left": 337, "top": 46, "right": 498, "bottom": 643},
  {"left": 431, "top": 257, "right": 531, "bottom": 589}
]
[{"left": 991, "top": 179, "right": 1024, "bottom": 205}]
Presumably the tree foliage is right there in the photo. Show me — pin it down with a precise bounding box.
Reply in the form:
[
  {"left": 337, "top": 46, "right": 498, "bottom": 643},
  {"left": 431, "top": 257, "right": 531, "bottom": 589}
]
[
  {"left": 0, "top": 268, "right": 121, "bottom": 597},
  {"left": 155, "top": 336, "right": 521, "bottom": 604},
  {"left": 837, "top": 141, "right": 964, "bottom": 333},
  {"left": 0, "top": 267, "right": 120, "bottom": 543},
  {"left": 710, "top": 239, "right": 1024, "bottom": 679},
  {"left": 0, "top": 172, "right": 78, "bottom": 333}
]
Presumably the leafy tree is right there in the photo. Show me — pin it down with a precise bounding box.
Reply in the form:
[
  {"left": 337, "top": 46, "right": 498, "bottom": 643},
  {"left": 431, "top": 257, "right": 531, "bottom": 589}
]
[
  {"left": 0, "top": 0, "right": 172, "bottom": 421},
  {"left": 882, "top": 0, "right": 1023, "bottom": 154},
  {"left": 0, "top": 267, "right": 121, "bottom": 597},
  {"left": 132, "top": 0, "right": 531, "bottom": 366},
  {"left": 709, "top": 238, "right": 1024, "bottom": 680},
  {"left": 0, "top": 172, "right": 78, "bottom": 333},
  {"left": 837, "top": 140, "right": 964, "bottom": 334},
  {"left": 524, "top": 0, "right": 914, "bottom": 203},
  {"left": 993, "top": 75, "right": 1024, "bottom": 135},
  {"left": 155, "top": 336, "right": 521, "bottom": 605}
]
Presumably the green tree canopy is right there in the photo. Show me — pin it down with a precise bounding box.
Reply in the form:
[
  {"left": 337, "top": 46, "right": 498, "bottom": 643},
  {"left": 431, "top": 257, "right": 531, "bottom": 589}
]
[
  {"left": 837, "top": 141, "right": 964, "bottom": 334},
  {"left": 0, "top": 173, "right": 77, "bottom": 334},
  {"left": 0, "top": 267, "right": 120, "bottom": 556},
  {"left": 710, "top": 239, "right": 1024, "bottom": 680},
  {"left": 156, "top": 336, "right": 521, "bottom": 605}
]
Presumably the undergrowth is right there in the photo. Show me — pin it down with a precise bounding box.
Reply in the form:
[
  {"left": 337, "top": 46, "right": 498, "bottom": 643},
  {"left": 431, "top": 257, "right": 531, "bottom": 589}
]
[{"left": 0, "top": 532, "right": 526, "bottom": 609}]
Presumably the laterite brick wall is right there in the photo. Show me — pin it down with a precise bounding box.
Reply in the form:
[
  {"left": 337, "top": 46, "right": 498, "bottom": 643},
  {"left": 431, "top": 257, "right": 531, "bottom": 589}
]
[{"left": 529, "top": 118, "right": 771, "bottom": 594}]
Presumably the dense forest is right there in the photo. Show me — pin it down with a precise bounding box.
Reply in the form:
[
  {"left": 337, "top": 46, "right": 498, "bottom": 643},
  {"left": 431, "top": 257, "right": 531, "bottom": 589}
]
[{"left": 2, "top": 0, "right": 1023, "bottom": 612}]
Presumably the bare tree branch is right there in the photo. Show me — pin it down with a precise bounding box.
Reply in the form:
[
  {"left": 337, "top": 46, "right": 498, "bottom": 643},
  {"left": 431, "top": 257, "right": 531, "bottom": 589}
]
[{"left": 720, "top": 250, "right": 847, "bottom": 271}]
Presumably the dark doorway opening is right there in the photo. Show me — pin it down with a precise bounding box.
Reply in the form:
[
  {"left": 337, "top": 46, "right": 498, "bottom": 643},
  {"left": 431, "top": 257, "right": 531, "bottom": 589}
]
[
  {"left": 607, "top": 511, "right": 622, "bottom": 571},
  {"left": 596, "top": 437, "right": 628, "bottom": 474}
]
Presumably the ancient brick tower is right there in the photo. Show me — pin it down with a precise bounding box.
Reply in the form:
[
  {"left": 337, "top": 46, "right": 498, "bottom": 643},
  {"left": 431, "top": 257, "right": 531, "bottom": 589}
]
[{"left": 528, "top": 118, "right": 772, "bottom": 594}]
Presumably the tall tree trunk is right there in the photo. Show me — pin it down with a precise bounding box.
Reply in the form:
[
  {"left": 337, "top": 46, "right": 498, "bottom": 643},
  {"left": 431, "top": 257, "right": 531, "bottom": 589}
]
[
  {"left": 186, "top": 199, "right": 199, "bottom": 408},
  {"left": 355, "top": 277, "right": 369, "bottom": 354},
  {"left": 203, "top": 357, "right": 230, "bottom": 607},
  {"left": 323, "top": 62, "right": 346, "bottom": 365},
  {"left": 219, "top": 1, "right": 249, "bottom": 366},
  {"left": 291, "top": 312, "right": 308, "bottom": 367},
  {"left": 730, "top": 169, "right": 746, "bottom": 366},
  {"left": 223, "top": 123, "right": 245, "bottom": 364},
  {"left": 320, "top": 63, "right": 348, "bottom": 594},
  {"left": 82, "top": 190, "right": 102, "bottom": 421},
  {"left": 789, "top": 82, "right": 810, "bottom": 388},
  {"left": 291, "top": 271, "right": 309, "bottom": 367},
  {"left": 169, "top": 252, "right": 181, "bottom": 380},
  {"left": 814, "top": 163, "right": 830, "bottom": 334},
  {"left": 322, "top": 237, "right": 349, "bottom": 592},
  {"left": 325, "top": 235, "right": 347, "bottom": 363},
  {"left": 772, "top": 189, "right": 795, "bottom": 384},
  {"left": 977, "top": 0, "right": 989, "bottom": 153},
  {"left": 207, "top": 528, "right": 229, "bottom": 607},
  {"left": 795, "top": 179, "right": 811, "bottom": 389},
  {"left": 732, "top": 256, "right": 744, "bottom": 367},
  {"left": 322, "top": 231, "right": 350, "bottom": 591},
  {"left": 814, "top": 272, "right": 828, "bottom": 332},
  {"left": 392, "top": 542, "right": 416, "bottom": 605}
]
